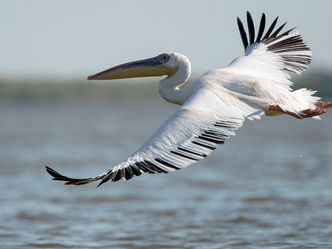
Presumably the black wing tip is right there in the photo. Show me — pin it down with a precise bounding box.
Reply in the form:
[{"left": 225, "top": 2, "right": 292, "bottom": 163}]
[
  {"left": 237, "top": 11, "right": 312, "bottom": 74},
  {"left": 45, "top": 162, "right": 155, "bottom": 187},
  {"left": 237, "top": 16, "right": 243, "bottom": 27},
  {"left": 237, "top": 16, "right": 248, "bottom": 50},
  {"left": 45, "top": 165, "right": 64, "bottom": 180},
  {"left": 270, "top": 22, "right": 287, "bottom": 38},
  {"left": 238, "top": 11, "right": 286, "bottom": 49},
  {"left": 246, "top": 11, "right": 253, "bottom": 22},
  {"left": 45, "top": 165, "right": 97, "bottom": 186},
  {"left": 246, "top": 11, "right": 255, "bottom": 44},
  {"left": 246, "top": 10, "right": 252, "bottom": 17},
  {"left": 97, "top": 179, "right": 107, "bottom": 187},
  {"left": 255, "top": 13, "right": 266, "bottom": 42}
]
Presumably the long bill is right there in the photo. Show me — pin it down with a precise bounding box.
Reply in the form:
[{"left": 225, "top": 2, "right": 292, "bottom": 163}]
[{"left": 88, "top": 56, "right": 177, "bottom": 80}]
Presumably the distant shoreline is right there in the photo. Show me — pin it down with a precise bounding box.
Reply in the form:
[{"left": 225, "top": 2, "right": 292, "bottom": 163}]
[{"left": 1, "top": 70, "right": 332, "bottom": 99}]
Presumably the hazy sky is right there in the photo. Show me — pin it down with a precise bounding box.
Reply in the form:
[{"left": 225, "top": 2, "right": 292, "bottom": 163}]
[{"left": 2, "top": 0, "right": 332, "bottom": 79}]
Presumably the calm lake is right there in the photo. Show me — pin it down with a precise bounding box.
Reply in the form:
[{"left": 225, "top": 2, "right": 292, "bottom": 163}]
[{"left": 1, "top": 89, "right": 332, "bottom": 248}]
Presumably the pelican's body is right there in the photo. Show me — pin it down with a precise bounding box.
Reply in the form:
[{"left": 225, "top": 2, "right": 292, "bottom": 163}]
[{"left": 46, "top": 12, "right": 331, "bottom": 186}]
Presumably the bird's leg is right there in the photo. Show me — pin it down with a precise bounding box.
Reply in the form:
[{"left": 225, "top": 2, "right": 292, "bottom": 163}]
[
  {"left": 267, "top": 104, "right": 327, "bottom": 119},
  {"left": 294, "top": 101, "right": 332, "bottom": 119},
  {"left": 316, "top": 101, "right": 332, "bottom": 109},
  {"left": 266, "top": 104, "right": 302, "bottom": 119},
  {"left": 298, "top": 101, "right": 332, "bottom": 118},
  {"left": 299, "top": 108, "right": 326, "bottom": 118}
]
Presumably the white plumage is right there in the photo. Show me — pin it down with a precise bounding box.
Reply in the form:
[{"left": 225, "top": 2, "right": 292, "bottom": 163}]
[{"left": 46, "top": 12, "right": 331, "bottom": 186}]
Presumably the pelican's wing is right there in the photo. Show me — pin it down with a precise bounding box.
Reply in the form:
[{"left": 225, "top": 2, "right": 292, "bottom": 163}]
[
  {"left": 45, "top": 86, "right": 258, "bottom": 186},
  {"left": 228, "top": 11, "right": 312, "bottom": 86}
]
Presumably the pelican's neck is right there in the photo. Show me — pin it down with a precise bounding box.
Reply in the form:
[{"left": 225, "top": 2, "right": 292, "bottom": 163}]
[{"left": 159, "top": 57, "right": 192, "bottom": 105}]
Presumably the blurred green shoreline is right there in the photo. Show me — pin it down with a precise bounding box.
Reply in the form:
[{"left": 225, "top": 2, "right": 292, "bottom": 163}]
[
  {"left": 0, "top": 78, "right": 158, "bottom": 101},
  {"left": 1, "top": 70, "right": 332, "bottom": 101}
]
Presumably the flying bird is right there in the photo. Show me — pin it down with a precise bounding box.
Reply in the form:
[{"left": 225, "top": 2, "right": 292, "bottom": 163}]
[{"left": 46, "top": 12, "right": 332, "bottom": 186}]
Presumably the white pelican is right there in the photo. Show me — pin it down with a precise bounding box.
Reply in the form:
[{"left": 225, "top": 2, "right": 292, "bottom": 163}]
[{"left": 46, "top": 12, "right": 331, "bottom": 186}]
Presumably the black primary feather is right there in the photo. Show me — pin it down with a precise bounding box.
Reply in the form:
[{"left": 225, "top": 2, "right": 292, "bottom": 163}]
[
  {"left": 246, "top": 11, "right": 255, "bottom": 44},
  {"left": 45, "top": 166, "right": 100, "bottom": 186},
  {"left": 255, "top": 13, "right": 266, "bottom": 42},
  {"left": 263, "top": 16, "right": 279, "bottom": 40},
  {"left": 236, "top": 11, "right": 312, "bottom": 74},
  {"left": 237, "top": 17, "right": 248, "bottom": 49},
  {"left": 270, "top": 22, "right": 287, "bottom": 38}
]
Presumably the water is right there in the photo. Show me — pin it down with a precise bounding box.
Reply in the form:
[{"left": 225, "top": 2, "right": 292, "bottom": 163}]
[{"left": 1, "top": 94, "right": 332, "bottom": 249}]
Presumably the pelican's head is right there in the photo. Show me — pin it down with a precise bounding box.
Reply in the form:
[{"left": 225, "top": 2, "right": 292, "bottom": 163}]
[{"left": 88, "top": 53, "right": 181, "bottom": 80}]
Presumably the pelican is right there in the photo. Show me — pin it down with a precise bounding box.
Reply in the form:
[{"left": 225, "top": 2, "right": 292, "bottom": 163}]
[{"left": 46, "top": 12, "right": 332, "bottom": 186}]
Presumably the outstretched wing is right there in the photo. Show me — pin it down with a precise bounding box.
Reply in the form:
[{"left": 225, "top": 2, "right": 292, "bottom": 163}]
[
  {"left": 229, "top": 11, "right": 312, "bottom": 86},
  {"left": 45, "top": 86, "right": 258, "bottom": 186}
]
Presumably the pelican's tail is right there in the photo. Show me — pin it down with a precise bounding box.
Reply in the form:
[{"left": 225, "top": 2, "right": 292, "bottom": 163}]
[
  {"left": 293, "top": 88, "right": 321, "bottom": 107},
  {"left": 45, "top": 166, "right": 108, "bottom": 186},
  {"left": 292, "top": 88, "right": 321, "bottom": 119}
]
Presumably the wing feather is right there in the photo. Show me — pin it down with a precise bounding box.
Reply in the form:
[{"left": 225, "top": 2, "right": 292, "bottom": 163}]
[
  {"left": 45, "top": 87, "right": 258, "bottom": 186},
  {"left": 237, "top": 17, "right": 248, "bottom": 50},
  {"left": 233, "top": 11, "right": 312, "bottom": 80},
  {"left": 247, "top": 11, "right": 255, "bottom": 44},
  {"left": 255, "top": 13, "right": 266, "bottom": 43},
  {"left": 263, "top": 16, "right": 279, "bottom": 40}
]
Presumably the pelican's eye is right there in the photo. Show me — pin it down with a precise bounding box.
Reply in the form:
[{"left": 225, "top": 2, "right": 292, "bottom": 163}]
[{"left": 158, "top": 53, "right": 170, "bottom": 63}]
